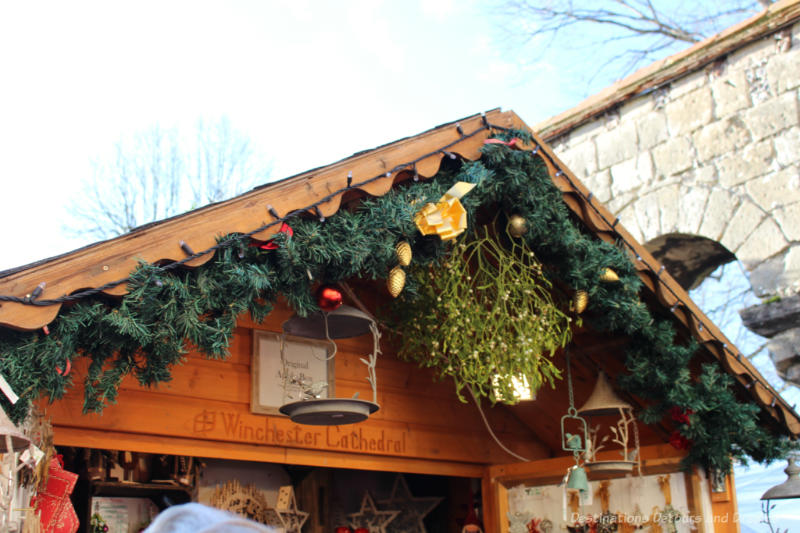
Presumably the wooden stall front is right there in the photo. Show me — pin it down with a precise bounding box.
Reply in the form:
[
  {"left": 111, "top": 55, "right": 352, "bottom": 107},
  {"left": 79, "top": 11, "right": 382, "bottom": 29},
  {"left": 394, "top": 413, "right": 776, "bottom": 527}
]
[{"left": 2, "top": 109, "right": 797, "bottom": 532}]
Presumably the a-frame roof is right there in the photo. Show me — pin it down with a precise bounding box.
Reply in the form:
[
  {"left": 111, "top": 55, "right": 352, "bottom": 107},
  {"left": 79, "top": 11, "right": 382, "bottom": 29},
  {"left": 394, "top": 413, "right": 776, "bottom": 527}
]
[{"left": 1, "top": 108, "right": 798, "bottom": 436}]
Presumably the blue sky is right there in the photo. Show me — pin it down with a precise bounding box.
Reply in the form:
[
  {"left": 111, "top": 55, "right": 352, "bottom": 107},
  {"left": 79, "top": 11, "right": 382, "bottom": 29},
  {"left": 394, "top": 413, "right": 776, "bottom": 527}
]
[{"left": 1, "top": 2, "right": 797, "bottom": 530}]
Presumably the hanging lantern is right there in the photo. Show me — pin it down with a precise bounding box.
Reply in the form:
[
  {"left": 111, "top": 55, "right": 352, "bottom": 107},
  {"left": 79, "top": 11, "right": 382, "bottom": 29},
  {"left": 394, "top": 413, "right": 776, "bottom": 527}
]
[
  {"left": 578, "top": 372, "right": 640, "bottom": 475},
  {"left": 279, "top": 305, "right": 380, "bottom": 425},
  {"left": 761, "top": 455, "right": 800, "bottom": 500}
]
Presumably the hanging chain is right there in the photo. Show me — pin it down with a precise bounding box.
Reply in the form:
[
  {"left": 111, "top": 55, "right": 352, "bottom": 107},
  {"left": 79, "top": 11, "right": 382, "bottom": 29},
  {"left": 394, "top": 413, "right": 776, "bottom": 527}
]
[{"left": 566, "top": 348, "right": 577, "bottom": 415}]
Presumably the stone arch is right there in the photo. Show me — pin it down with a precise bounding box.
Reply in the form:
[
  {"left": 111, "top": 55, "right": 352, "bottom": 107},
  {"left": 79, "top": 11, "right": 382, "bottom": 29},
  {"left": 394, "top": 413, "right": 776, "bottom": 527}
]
[
  {"left": 614, "top": 185, "right": 795, "bottom": 297},
  {"left": 644, "top": 233, "right": 735, "bottom": 290}
]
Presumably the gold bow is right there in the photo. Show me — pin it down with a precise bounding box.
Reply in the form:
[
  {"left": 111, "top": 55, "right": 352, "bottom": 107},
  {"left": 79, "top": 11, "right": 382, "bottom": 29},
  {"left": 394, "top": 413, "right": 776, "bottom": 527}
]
[{"left": 413, "top": 182, "right": 475, "bottom": 241}]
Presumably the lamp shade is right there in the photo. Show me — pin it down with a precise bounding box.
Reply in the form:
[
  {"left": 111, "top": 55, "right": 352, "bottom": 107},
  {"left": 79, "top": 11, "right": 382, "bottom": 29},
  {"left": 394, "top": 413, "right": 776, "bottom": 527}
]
[
  {"left": 578, "top": 372, "right": 632, "bottom": 416},
  {"left": 282, "top": 305, "right": 374, "bottom": 339},
  {"left": 761, "top": 457, "right": 800, "bottom": 500}
]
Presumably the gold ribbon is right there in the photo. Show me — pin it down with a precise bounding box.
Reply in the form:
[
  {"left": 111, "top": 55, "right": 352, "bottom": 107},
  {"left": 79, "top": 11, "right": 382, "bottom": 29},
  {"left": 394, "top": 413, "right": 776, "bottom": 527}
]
[{"left": 413, "top": 182, "right": 476, "bottom": 241}]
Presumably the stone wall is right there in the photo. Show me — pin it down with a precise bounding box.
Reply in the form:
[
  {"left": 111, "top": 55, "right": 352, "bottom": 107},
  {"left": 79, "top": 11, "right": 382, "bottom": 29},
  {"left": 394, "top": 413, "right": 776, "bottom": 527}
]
[{"left": 546, "top": 21, "right": 800, "bottom": 382}]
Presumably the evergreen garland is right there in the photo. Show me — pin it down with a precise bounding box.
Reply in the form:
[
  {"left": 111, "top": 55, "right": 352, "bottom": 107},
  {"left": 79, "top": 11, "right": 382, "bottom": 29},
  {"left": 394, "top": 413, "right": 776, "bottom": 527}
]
[{"left": 0, "top": 130, "right": 793, "bottom": 474}]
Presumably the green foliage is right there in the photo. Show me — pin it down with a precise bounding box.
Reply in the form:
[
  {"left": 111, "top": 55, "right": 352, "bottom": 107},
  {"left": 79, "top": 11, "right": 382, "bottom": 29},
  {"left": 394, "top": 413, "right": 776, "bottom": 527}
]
[
  {"left": 396, "top": 227, "right": 573, "bottom": 403},
  {"left": 0, "top": 129, "right": 792, "bottom": 474}
]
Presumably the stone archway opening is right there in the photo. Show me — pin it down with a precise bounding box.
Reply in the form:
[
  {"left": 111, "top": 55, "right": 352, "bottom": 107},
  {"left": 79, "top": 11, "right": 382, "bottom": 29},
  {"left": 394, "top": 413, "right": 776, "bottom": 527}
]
[
  {"left": 644, "top": 233, "right": 736, "bottom": 291},
  {"left": 645, "top": 233, "right": 800, "bottom": 388}
]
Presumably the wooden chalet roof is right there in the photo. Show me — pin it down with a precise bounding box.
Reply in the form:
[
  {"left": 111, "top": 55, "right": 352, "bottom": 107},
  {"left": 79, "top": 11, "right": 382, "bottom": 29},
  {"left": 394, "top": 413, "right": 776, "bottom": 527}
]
[
  {"left": 535, "top": 0, "right": 800, "bottom": 140},
  {"left": 1, "top": 108, "right": 798, "bottom": 436}
]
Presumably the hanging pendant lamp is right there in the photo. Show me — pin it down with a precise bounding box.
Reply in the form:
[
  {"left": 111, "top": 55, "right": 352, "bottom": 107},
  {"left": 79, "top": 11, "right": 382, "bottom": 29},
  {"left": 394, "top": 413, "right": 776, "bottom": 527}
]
[
  {"left": 761, "top": 456, "right": 800, "bottom": 500},
  {"left": 279, "top": 305, "right": 380, "bottom": 425}
]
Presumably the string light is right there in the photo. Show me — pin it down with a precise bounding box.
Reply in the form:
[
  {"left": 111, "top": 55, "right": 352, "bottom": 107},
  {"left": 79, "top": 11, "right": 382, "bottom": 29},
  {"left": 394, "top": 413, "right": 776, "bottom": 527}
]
[{"left": 179, "top": 241, "right": 195, "bottom": 256}]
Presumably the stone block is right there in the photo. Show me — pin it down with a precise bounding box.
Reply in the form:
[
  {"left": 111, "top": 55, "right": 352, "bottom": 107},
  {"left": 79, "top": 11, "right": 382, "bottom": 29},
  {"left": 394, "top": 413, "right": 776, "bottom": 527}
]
[
  {"left": 658, "top": 184, "right": 681, "bottom": 234},
  {"left": 596, "top": 121, "right": 638, "bottom": 169},
  {"left": 692, "top": 116, "right": 751, "bottom": 162},
  {"left": 610, "top": 153, "right": 653, "bottom": 196},
  {"left": 736, "top": 217, "right": 788, "bottom": 269},
  {"left": 636, "top": 112, "right": 669, "bottom": 150},
  {"left": 767, "top": 328, "right": 800, "bottom": 379},
  {"left": 606, "top": 191, "right": 634, "bottom": 215},
  {"left": 730, "top": 37, "right": 777, "bottom": 70},
  {"left": 619, "top": 95, "right": 653, "bottom": 120},
  {"left": 699, "top": 188, "right": 739, "bottom": 241},
  {"left": 765, "top": 49, "right": 800, "bottom": 94},
  {"left": 773, "top": 126, "right": 800, "bottom": 168},
  {"left": 588, "top": 168, "right": 612, "bottom": 203},
  {"left": 750, "top": 253, "right": 786, "bottom": 297},
  {"left": 716, "top": 139, "right": 776, "bottom": 187},
  {"left": 679, "top": 185, "right": 711, "bottom": 234},
  {"left": 710, "top": 69, "right": 751, "bottom": 118},
  {"left": 783, "top": 247, "right": 800, "bottom": 294},
  {"left": 665, "top": 87, "right": 714, "bottom": 135},
  {"left": 720, "top": 200, "right": 765, "bottom": 253},
  {"left": 744, "top": 91, "right": 800, "bottom": 141},
  {"left": 651, "top": 136, "right": 694, "bottom": 177},
  {"left": 775, "top": 203, "right": 800, "bottom": 241},
  {"left": 633, "top": 191, "right": 662, "bottom": 241},
  {"left": 668, "top": 70, "right": 708, "bottom": 99},
  {"left": 559, "top": 140, "right": 598, "bottom": 179},
  {"left": 676, "top": 164, "right": 717, "bottom": 186},
  {"left": 617, "top": 205, "right": 643, "bottom": 242},
  {"left": 745, "top": 165, "right": 800, "bottom": 211}
]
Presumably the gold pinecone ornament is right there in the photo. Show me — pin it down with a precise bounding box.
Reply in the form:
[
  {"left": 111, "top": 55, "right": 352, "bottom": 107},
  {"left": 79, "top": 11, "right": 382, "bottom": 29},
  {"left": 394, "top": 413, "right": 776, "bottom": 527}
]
[
  {"left": 599, "top": 268, "right": 620, "bottom": 282},
  {"left": 395, "top": 241, "right": 412, "bottom": 266},
  {"left": 387, "top": 266, "right": 406, "bottom": 298},
  {"left": 574, "top": 290, "right": 588, "bottom": 314},
  {"left": 507, "top": 215, "right": 528, "bottom": 238}
]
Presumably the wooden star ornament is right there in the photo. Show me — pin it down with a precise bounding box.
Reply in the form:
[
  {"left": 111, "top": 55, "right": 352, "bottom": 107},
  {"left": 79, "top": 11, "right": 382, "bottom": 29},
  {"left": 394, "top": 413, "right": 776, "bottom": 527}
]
[
  {"left": 275, "top": 485, "right": 310, "bottom": 533},
  {"left": 349, "top": 492, "right": 399, "bottom": 533},
  {"left": 379, "top": 474, "right": 443, "bottom": 533}
]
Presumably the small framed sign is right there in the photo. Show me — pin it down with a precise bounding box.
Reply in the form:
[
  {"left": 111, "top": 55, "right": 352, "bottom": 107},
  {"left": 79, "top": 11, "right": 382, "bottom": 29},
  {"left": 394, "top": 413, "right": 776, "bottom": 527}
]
[{"left": 251, "top": 331, "right": 335, "bottom": 415}]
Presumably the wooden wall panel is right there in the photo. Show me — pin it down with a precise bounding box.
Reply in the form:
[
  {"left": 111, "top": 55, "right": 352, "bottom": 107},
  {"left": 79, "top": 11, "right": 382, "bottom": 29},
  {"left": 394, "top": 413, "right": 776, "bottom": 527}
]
[{"left": 47, "top": 304, "right": 553, "bottom": 476}]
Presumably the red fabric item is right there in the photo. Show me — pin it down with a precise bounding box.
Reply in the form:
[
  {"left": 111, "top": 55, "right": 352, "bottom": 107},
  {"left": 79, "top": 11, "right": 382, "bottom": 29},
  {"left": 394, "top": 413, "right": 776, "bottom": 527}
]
[
  {"left": 259, "top": 223, "right": 294, "bottom": 250},
  {"left": 483, "top": 137, "right": 522, "bottom": 148},
  {"left": 669, "top": 406, "right": 693, "bottom": 425},
  {"left": 34, "top": 456, "right": 79, "bottom": 533}
]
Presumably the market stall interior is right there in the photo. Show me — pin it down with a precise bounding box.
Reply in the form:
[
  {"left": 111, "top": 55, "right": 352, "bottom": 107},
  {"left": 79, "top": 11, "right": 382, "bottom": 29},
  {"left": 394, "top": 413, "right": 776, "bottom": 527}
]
[{"left": 0, "top": 109, "right": 798, "bottom": 532}]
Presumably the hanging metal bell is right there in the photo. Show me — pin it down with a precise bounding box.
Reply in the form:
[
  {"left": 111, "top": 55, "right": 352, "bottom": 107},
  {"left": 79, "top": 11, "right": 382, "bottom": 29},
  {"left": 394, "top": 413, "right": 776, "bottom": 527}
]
[{"left": 566, "top": 466, "right": 589, "bottom": 494}]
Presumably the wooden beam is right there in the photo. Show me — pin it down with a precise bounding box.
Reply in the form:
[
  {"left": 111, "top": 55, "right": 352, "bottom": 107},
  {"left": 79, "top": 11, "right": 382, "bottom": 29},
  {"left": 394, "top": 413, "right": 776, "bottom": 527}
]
[{"left": 52, "top": 426, "right": 486, "bottom": 478}]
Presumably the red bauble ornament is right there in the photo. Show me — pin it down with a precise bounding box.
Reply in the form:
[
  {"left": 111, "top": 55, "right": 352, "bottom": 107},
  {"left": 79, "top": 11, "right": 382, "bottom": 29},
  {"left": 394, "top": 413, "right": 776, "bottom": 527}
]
[{"left": 317, "top": 285, "right": 343, "bottom": 312}]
